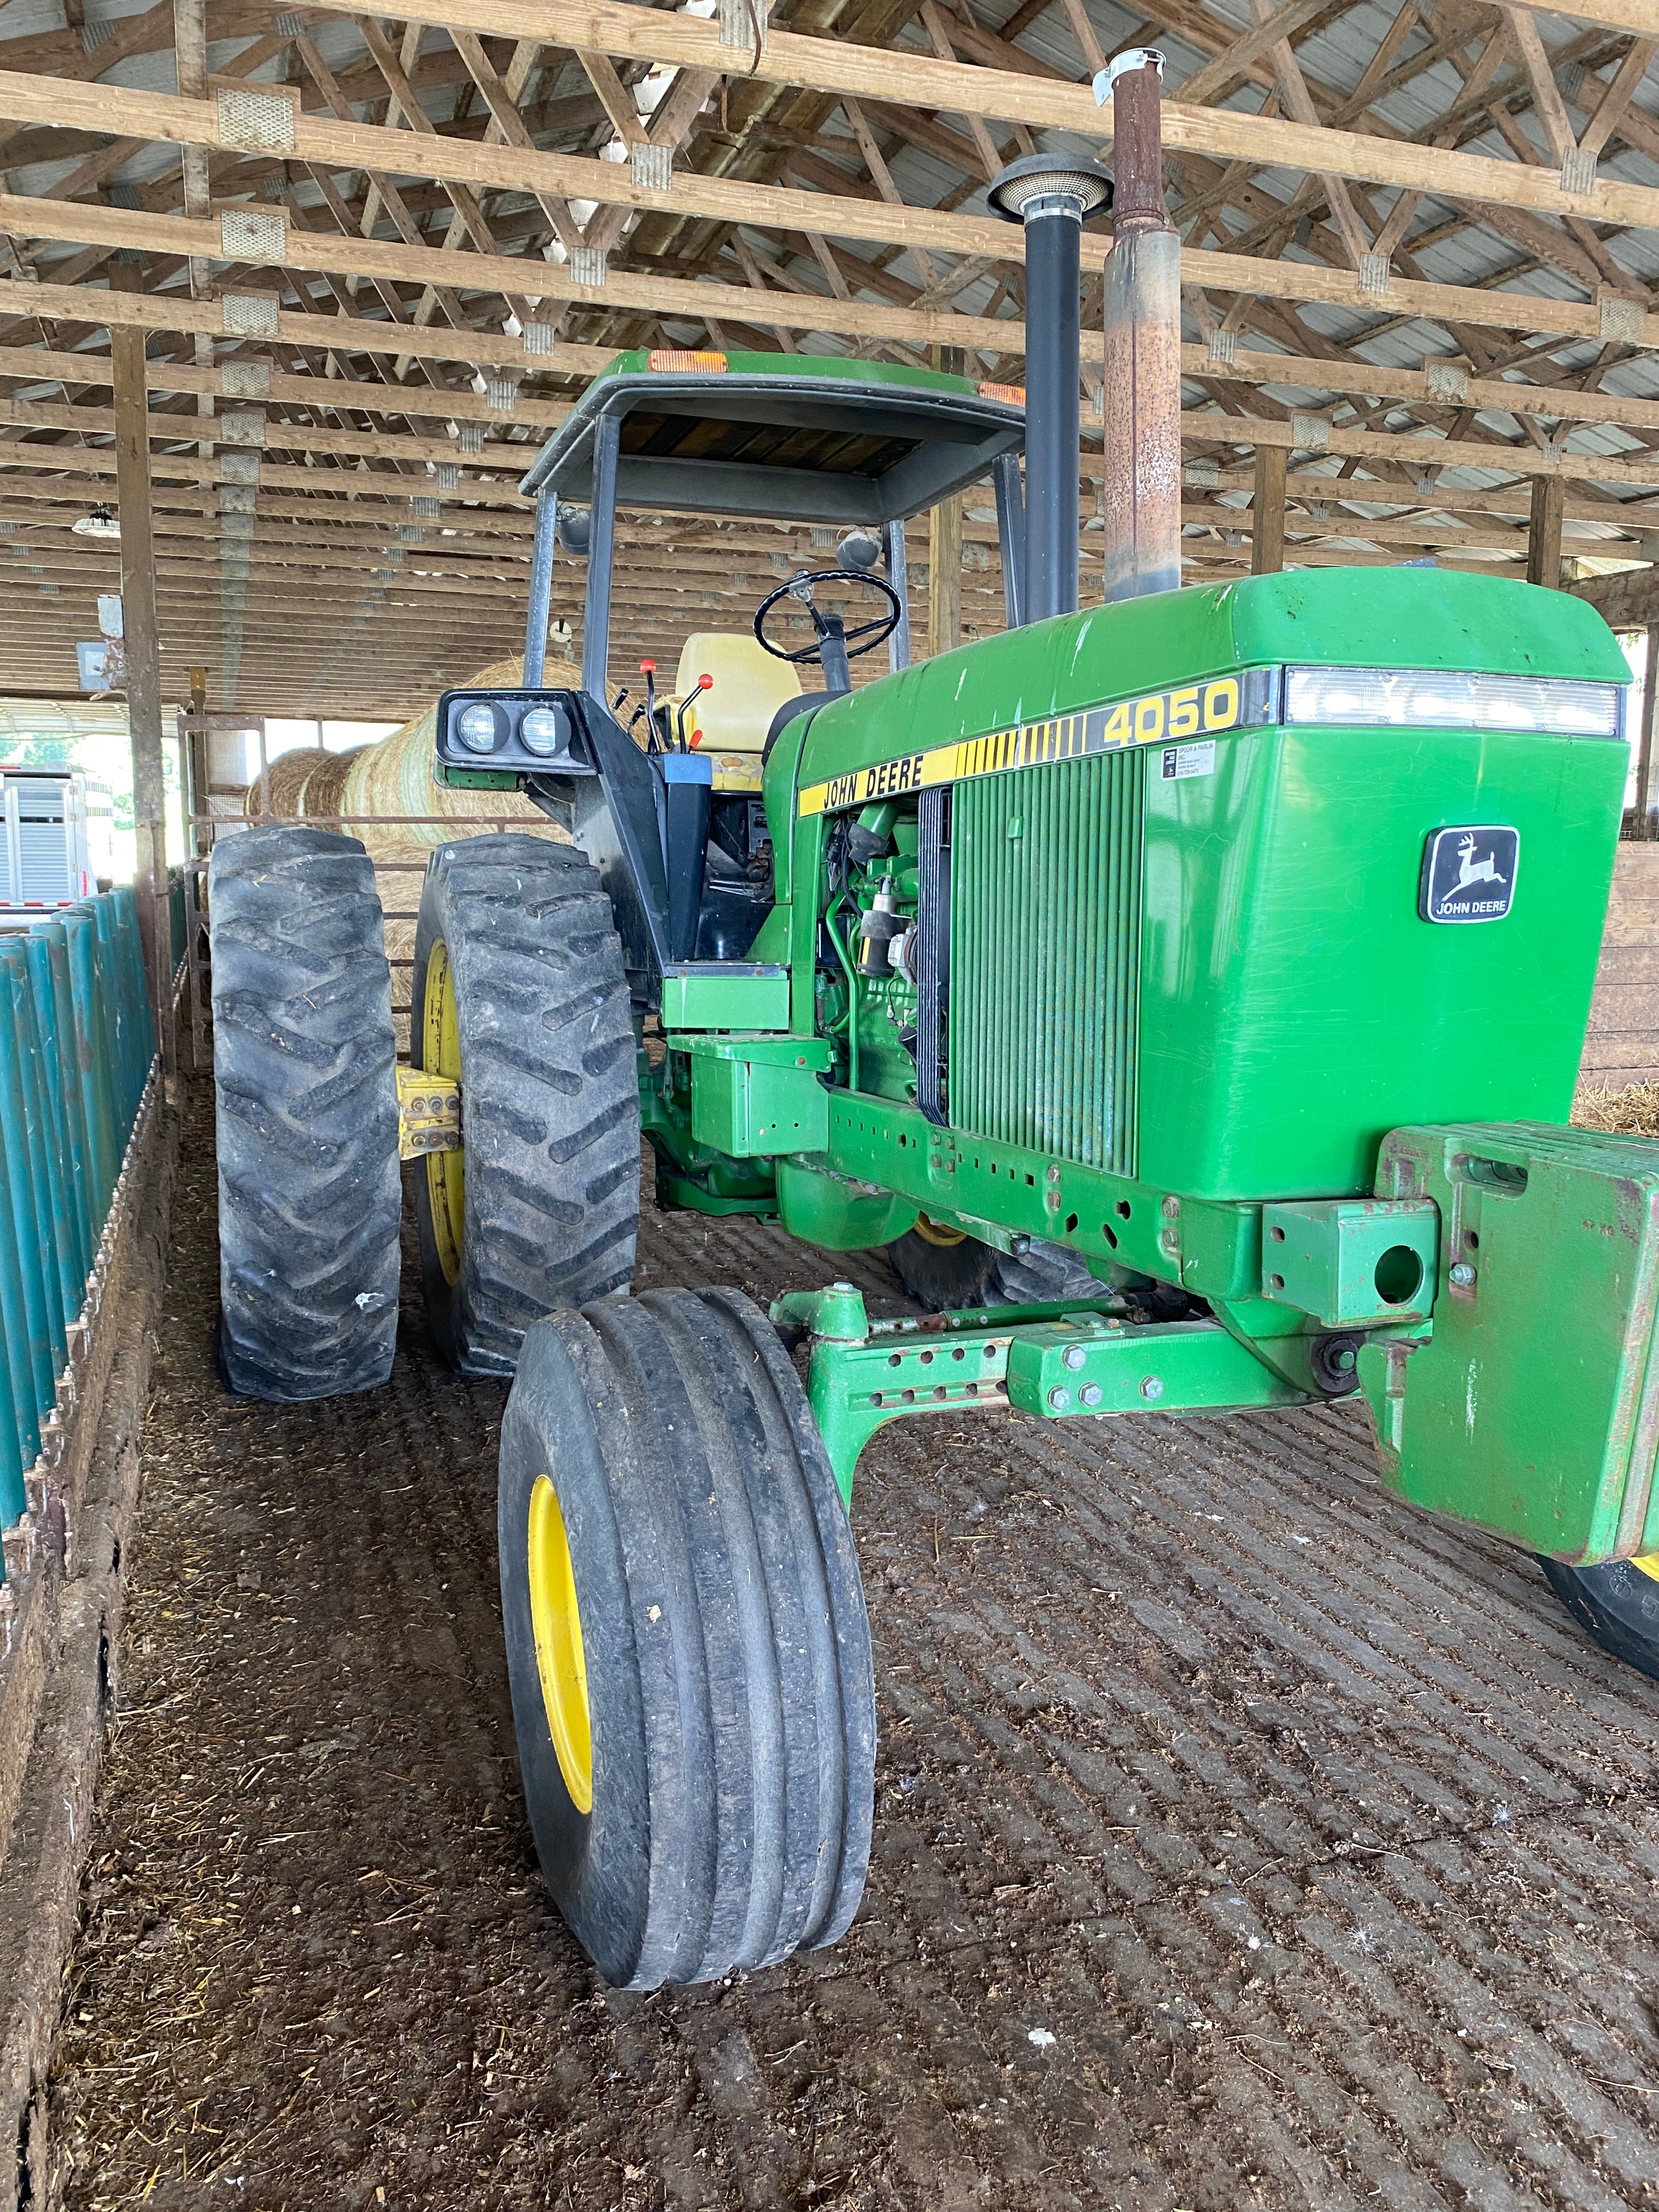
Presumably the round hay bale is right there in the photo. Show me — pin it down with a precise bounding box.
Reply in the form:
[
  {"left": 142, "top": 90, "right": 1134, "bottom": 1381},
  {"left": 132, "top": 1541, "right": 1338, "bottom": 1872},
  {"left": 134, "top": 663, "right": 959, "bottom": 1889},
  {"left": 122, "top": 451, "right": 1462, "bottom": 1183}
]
[
  {"left": 296, "top": 746, "right": 369, "bottom": 825},
  {"left": 339, "top": 653, "right": 580, "bottom": 864},
  {"left": 244, "top": 746, "right": 330, "bottom": 823}
]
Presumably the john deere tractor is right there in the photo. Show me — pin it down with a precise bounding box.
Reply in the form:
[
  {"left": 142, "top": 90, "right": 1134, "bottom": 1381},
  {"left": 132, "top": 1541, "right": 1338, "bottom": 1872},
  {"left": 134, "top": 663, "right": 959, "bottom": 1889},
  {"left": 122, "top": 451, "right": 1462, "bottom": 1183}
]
[{"left": 210, "top": 126, "right": 1658, "bottom": 1994}]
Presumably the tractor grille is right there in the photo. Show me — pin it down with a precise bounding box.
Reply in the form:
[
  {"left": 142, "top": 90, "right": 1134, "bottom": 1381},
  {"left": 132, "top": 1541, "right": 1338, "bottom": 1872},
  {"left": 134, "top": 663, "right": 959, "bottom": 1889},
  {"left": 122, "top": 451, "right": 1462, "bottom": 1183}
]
[{"left": 949, "top": 747, "right": 1144, "bottom": 1176}]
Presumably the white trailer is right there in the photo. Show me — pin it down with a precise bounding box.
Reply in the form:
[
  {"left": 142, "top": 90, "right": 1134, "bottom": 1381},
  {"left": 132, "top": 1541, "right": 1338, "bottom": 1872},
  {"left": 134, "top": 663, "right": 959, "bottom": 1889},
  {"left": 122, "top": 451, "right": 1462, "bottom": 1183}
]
[{"left": 0, "top": 769, "right": 103, "bottom": 910}]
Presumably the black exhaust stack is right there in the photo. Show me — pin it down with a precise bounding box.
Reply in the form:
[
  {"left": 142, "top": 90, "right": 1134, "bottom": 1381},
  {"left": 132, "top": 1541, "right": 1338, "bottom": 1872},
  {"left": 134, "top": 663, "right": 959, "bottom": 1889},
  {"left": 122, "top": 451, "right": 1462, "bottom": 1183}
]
[{"left": 987, "top": 151, "right": 1113, "bottom": 624}]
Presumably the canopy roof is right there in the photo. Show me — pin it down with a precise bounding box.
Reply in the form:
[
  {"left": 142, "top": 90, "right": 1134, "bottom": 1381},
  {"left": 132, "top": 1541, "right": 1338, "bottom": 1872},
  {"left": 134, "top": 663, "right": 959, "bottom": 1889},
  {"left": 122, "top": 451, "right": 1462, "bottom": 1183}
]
[{"left": 520, "top": 352, "right": 1025, "bottom": 524}]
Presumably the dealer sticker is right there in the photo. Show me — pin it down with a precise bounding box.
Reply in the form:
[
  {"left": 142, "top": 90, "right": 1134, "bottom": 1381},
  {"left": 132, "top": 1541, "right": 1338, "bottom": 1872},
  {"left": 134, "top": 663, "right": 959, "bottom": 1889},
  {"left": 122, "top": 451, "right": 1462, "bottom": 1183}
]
[
  {"left": 1420, "top": 825, "right": 1520, "bottom": 924},
  {"left": 1160, "top": 740, "right": 1216, "bottom": 781}
]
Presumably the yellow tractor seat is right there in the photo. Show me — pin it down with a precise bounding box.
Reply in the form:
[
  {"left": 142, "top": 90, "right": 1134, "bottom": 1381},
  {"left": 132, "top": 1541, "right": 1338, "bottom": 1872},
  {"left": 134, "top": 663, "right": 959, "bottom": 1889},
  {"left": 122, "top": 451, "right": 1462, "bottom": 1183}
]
[{"left": 673, "top": 633, "right": 801, "bottom": 793}]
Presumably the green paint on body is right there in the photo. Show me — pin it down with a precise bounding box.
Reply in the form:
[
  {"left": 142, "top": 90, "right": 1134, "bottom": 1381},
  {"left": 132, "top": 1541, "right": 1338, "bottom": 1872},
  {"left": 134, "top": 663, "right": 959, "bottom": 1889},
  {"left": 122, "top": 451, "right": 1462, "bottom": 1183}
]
[
  {"left": 651, "top": 565, "right": 1651, "bottom": 1550},
  {"left": 1363, "top": 1121, "right": 1659, "bottom": 1564},
  {"left": 592, "top": 348, "right": 984, "bottom": 397}
]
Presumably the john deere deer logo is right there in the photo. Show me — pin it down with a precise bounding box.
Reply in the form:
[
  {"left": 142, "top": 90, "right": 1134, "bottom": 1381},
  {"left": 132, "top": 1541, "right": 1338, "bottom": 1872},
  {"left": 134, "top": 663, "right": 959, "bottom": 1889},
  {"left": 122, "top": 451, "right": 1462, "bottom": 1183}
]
[
  {"left": 1421, "top": 824, "right": 1520, "bottom": 925},
  {"left": 1453, "top": 833, "right": 1508, "bottom": 892}
]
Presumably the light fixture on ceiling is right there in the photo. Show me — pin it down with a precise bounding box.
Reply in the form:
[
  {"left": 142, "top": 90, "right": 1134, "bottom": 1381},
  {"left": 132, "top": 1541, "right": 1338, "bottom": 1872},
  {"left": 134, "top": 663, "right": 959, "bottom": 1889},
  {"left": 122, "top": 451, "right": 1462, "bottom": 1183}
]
[{"left": 72, "top": 504, "right": 120, "bottom": 541}]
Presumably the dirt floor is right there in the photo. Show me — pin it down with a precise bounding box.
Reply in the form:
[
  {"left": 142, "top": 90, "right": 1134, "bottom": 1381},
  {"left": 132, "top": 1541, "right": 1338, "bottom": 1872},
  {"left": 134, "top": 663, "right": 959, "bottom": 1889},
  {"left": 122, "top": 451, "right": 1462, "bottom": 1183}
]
[{"left": 46, "top": 1080, "right": 1659, "bottom": 2211}]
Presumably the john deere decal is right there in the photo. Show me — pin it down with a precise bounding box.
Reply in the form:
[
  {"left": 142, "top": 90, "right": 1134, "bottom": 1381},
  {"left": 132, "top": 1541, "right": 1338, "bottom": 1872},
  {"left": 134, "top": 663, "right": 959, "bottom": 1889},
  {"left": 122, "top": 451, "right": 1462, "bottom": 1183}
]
[
  {"left": 1420, "top": 826, "right": 1520, "bottom": 924},
  {"left": 796, "top": 668, "right": 1276, "bottom": 818}
]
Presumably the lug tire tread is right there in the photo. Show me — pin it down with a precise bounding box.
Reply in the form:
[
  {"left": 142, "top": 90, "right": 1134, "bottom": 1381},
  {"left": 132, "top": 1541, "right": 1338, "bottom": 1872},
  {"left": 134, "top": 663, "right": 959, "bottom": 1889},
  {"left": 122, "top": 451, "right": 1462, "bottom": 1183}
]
[
  {"left": 414, "top": 834, "right": 639, "bottom": 1375},
  {"left": 210, "top": 825, "right": 400, "bottom": 1400}
]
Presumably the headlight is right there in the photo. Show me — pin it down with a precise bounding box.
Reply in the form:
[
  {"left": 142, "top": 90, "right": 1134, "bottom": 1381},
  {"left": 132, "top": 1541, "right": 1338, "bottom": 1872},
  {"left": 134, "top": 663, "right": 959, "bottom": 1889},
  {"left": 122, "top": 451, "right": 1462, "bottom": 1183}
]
[
  {"left": 456, "top": 702, "right": 500, "bottom": 753},
  {"left": 1283, "top": 667, "right": 1623, "bottom": 741},
  {"left": 519, "top": 706, "right": 566, "bottom": 757}
]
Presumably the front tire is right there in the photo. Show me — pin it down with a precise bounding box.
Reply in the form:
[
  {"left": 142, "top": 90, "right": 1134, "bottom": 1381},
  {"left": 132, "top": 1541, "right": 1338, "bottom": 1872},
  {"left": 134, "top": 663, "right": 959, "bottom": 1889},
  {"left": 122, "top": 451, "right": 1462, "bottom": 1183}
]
[
  {"left": 412, "top": 835, "right": 640, "bottom": 1375},
  {"left": 1538, "top": 1555, "right": 1659, "bottom": 1683},
  {"left": 210, "top": 826, "right": 400, "bottom": 1400},
  {"left": 499, "top": 1287, "right": 876, "bottom": 1989}
]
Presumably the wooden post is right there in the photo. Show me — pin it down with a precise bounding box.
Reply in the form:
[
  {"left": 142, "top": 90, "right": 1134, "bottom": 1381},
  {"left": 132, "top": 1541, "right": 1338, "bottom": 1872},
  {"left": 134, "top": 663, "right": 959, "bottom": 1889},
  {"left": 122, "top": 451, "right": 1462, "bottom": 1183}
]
[
  {"left": 173, "top": 0, "right": 218, "bottom": 456},
  {"left": 1251, "top": 444, "right": 1286, "bottom": 575},
  {"left": 928, "top": 496, "right": 962, "bottom": 658},
  {"left": 184, "top": 663, "right": 210, "bottom": 859},
  {"left": 928, "top": 342, "right": 963, "bottom": 657},
  {"left": 110, "top": 263, "right": 174, "bottom": 1083},
  {"left": 1638, "top": 622, "right": 1659, "bottom": 838},
  {"left": 1528, "top": 474, "right": 1565, "bottom": 589}
]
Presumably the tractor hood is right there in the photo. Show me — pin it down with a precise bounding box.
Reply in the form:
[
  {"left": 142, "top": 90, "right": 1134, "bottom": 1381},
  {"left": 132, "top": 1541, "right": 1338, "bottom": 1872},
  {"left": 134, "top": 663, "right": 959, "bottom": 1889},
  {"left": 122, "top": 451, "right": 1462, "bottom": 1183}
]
[
  {"left": 774, "top": 566, "right": 1633, "bottom": 1205},
  {"left": 789, "top": 567, "right": 1631, "bottom": 797}
]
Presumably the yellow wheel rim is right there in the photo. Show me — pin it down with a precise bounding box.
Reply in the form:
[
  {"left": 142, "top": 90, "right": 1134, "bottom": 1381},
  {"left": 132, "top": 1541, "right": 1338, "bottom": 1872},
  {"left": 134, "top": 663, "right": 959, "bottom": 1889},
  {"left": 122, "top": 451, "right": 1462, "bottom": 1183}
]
[
  {"left": 527, "top": 1474, "right": 593, "bottom": 1813},
  {"left": 421, "top": 938, "right": 465, "bottom": 1287},
  {"left": 1632, "top": 1551, "right": 1659, "bottom": 1584},
  {"left": 912, "top": 1211, "right": 968, "bottom": 1249}
]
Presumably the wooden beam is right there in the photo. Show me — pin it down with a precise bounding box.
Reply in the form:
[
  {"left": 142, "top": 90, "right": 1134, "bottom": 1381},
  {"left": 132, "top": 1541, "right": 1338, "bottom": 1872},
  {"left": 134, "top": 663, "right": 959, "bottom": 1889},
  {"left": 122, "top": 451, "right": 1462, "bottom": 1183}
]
[
  {"left": 1251, "top": 443, "right": 1288, "bottom": 573},
  {"left": 1175, "top": 0, "right": 1334, "bottom": 106},
  {"left": 1639, "top": 622, "right": 1659, "bottom": 833},
  {"left": 1528, "top": 472, "right": 1567, "bottom": 585},
  {"left": 5, "top": 182, "right": 1658, "bottom": 381},
  {"left": 4, "top": 375, "right": 1658, "bottom": 499},
  {"left": 1500, "top": 0, "right": 1659, "bottom": 46},
  {"left": 1180, "top": 341, "right": 1659, "bottom": 435},
  {"left": 1, "top": 277, "right": 600, "bottom": 379},
  {"left": 0, "top": 388, "right": 546, "bottom": 467},
  {"left": 0, "top": 187, "right": 1037, "bottom": 351},
  {"left": 0, "top": 343, "right": 570, "bottom": 428},
  {"left": 110, "top": 264, "right": 172, "bottom": 1073},
  {"left": 1185, "top": 410, "right": 1659, "bottom": 489},
  {"left": 0, "top": 441, "right": 537, "bottom": 503},
  {"left": 2, "top": 74, "right": 1657, "bottom": 354},
  {"left": 1570, "top": 565, "right": 1659, "bottom": 627},
  {"left": 293, "top": 0, "right": 1659, "bottom": 238}
]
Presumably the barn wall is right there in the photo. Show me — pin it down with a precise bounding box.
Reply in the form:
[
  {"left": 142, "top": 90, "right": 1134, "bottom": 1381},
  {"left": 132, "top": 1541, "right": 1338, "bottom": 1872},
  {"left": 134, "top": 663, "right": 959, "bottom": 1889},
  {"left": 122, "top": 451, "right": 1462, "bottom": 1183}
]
[{"left": 1582, "top": 843, "right": 1659, "bottom": 1094}]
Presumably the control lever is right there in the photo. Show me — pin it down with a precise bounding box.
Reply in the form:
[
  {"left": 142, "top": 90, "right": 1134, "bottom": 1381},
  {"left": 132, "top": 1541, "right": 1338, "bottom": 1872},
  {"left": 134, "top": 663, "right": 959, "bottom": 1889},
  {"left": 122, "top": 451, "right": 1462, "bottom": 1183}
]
[
  {"left": 639, "top": 662, "right": 667, "bottom": 754},
  {"left": 675, "top": 672, "right": 713, "bottom": 753}
]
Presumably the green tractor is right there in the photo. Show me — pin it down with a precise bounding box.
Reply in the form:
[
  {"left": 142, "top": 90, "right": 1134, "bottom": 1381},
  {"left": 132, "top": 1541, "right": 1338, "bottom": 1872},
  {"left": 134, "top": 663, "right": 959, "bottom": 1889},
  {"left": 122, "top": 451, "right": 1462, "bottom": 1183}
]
[{"left": 211, "top": 124, "right": 1657, "bottom": 1995}]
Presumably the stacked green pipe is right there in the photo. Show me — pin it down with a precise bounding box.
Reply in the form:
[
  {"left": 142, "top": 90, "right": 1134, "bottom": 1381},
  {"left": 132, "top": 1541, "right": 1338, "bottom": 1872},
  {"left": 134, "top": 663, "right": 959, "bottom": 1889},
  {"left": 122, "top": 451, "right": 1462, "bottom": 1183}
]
[{"left": 0, "top": 887, "right": 156, "bottom": 1537}]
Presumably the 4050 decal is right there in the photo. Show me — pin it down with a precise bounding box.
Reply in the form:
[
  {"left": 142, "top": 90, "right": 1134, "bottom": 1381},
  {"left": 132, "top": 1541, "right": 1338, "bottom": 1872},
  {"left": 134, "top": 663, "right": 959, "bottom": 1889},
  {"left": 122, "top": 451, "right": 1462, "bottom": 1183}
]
[{"left": 797, "top": 666, "right": 1277, "bottom": 817}]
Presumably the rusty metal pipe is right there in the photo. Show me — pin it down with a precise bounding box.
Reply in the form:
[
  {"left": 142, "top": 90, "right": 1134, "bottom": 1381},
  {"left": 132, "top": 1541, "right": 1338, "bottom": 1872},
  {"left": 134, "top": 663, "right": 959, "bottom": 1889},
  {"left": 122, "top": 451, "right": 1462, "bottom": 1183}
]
[{"left": 1097, "top": 50, "right": 1183, "bottom": 602}]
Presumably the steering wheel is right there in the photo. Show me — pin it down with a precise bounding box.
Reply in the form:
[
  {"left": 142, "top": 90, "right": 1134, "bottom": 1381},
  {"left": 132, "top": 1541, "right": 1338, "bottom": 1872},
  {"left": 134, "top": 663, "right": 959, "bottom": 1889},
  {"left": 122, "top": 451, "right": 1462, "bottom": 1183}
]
[{"left": 753, "top": 568, "right": 903, "bottom": 667}]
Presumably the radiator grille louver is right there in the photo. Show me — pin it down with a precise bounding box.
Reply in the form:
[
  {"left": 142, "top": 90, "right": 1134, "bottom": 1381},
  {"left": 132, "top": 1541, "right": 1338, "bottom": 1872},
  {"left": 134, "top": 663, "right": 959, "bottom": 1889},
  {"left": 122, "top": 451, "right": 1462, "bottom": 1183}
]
[{"left": 949, "top": 748, "right": 1144, "bottom": 1176}]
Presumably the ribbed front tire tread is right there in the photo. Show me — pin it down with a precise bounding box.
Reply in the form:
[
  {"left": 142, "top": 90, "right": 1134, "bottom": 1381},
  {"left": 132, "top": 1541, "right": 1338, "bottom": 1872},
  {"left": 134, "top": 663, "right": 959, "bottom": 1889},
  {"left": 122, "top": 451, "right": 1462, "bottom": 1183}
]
[
  {"left": 499, "top": 1286, "right": 876, "bottom": 1989},
  {"left": 210, "top": 825, "right": 400, "bottom": 1400}
]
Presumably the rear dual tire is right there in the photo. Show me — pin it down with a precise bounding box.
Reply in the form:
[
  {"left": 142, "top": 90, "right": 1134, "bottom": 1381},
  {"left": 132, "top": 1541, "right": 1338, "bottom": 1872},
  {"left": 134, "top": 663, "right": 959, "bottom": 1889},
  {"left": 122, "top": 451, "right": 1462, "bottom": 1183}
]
[
  {"left": 499, "top": 1286, "right": 876, "bottom": 1989},
  {"left": 210, "top": 827, "right": 400, "bottom": 1400},
  {"left": 412, "top": 836, "right": 640, "bottom": 1375}
]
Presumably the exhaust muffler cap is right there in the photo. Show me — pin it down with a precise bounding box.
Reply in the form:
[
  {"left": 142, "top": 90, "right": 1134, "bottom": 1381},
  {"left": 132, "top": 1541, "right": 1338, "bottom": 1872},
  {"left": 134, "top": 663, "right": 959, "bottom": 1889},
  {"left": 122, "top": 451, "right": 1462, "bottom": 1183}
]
[{"left": 985, "top": 153, "right": 1113, "bottom": 224}]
